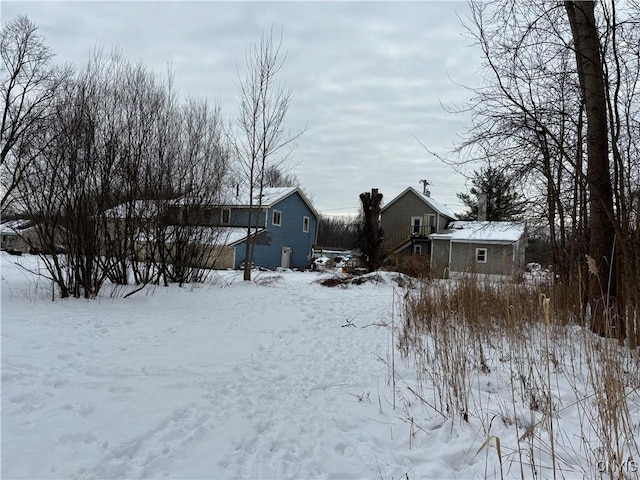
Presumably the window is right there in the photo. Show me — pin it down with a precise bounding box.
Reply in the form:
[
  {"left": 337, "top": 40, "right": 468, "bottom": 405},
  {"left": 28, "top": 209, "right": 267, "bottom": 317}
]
[
  {"left": 476, "top": 248, "right": 487, "bottom": 263},
  {"left": 221, "top": 208, "right": 231, "bottom": 225},
  {"left": 411, "top": 216, "right": 422, "bottom": 235},
  {"left": 427, "top": 214, "right": 436, "bottom": 233},
  {"left": 272, "top": 210, "right": 282, "bottom": 226},
  {"left": 303, "top": 216, "right": 310, "bottom": 233},
  {"left": 413, "top": 244, "right": 422, "bottom": 255}
]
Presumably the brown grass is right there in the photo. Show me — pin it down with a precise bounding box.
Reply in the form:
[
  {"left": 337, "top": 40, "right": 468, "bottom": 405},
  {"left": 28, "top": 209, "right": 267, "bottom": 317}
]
[{"left": 398, "top": 271, "right": 640, "bottom": 479}]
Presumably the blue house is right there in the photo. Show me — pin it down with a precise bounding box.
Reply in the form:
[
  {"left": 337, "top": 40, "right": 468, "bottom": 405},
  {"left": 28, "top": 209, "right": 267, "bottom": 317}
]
[
  {"left": 168, "top": 187, "right": 319, "bottom": 269},
  {"left": 209, "top": 187, "right": 319, "bottom": 270}
]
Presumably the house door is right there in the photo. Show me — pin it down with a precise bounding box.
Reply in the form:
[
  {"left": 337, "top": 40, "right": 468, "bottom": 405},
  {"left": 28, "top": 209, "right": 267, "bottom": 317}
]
[
  {"left": 281, "top": 246, "right": 292, "bottom": 269},
  {"left": 411, "top": 216, "right": 422, "bottom": 235}
]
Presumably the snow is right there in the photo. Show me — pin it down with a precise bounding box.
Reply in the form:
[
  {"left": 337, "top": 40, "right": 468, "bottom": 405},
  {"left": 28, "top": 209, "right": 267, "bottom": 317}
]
[
  {"left": 0, "top": 220, "right": 35, "bottom": 234},
  {"left": 103, "top": 200, "right": 161, "bottom": 220},
  {"left": 431, "top": 221, "right": 526, "bottom": 243},
  {"left": 226, "top": 186, "right": 299, "bottom": 207},
  {"left": 137, "top": 226, "right": 256, "bottom": 247},
  {"left": 2, "top": 253, "right": 638, "bottom": 479}
]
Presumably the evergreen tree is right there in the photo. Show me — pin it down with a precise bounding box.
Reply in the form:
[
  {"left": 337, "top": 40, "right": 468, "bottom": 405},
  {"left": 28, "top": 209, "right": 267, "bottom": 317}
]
[{"left": 456, "top": 166, "right": 525, "bottom": 221}]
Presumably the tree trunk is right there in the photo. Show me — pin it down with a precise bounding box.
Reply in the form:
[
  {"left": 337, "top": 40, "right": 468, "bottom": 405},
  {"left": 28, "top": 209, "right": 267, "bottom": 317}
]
[
  {"left": 564, "top": 0, "right": 618, "bottom": 337},
  {"left": 358, "top": 189, "right": 383, "bottom": 273}
]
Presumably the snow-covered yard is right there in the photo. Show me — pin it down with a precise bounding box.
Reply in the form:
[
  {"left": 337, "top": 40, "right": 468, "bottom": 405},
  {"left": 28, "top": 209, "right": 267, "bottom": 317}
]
[{"left": 2, "top": 253, "right": 639, "bottom": 479}]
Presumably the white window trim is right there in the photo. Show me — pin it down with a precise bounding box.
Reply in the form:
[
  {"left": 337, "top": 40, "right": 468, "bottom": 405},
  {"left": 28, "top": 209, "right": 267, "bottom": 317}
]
[
  {"left": 302, "top": 216, "right": 310, "bottom": 233},
  {"left": 476, "top": 247, "right": 488, "bottom": 263},
  {"left": 413, "top": 244, "right": 422, "bottom": 255},
  {"left": 272, "top": 209, "right": 282, "bottom": 226}
]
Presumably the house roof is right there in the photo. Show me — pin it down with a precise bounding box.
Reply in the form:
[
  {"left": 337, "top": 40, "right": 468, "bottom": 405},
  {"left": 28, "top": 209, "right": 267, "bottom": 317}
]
[
  {"left": 224, "top": 227, "right": 267, "bottom": 246},
  {"left": 381, "top": 187, "right": 457, "bottom": 220},
  {"left": 1, "top": 219, "right": 35, "bottom": 234},
  {"left": 224, "top": 186, "right": 319, "bottom": 219},
  {"left": 104, "top": 200, "right": 163, "bottom": 219},
  {"left": 137, "top": 226, "right": 266, "bottom": 247},
  {"left": 105, "top": 187, "right": 319, "bottom": 222},
  {"left": 430, "top": 221, "right": 526, "bottom": 244}
]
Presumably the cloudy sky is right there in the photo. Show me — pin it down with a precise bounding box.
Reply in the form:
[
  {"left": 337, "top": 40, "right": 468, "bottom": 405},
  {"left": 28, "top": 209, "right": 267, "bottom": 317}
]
[{"left": 3, "top": 1, "right": 483, "bottom": 216}]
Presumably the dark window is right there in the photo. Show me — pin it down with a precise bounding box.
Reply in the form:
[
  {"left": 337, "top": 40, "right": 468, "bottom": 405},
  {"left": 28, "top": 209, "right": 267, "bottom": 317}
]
[
  {"left": 272, "top": 210, "right": 282, "bottom": 226},
  {"left": 221, "top": 208, "right": 231, "bottom": 225}
]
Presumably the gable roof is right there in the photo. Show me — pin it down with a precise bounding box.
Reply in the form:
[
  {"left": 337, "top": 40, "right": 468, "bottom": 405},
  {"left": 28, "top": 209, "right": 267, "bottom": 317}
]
[
  {"left": 224, "top": 187, "right": 319, "bottom": 219},
  {"left": 381, "top": 187, "right": 457, "bottom": 220},
  {"left": 104, "top": 187, "right": 320, "bottom": 221},
  {"left": 430, "top": 221, "right": 526, "bottom": 244}
]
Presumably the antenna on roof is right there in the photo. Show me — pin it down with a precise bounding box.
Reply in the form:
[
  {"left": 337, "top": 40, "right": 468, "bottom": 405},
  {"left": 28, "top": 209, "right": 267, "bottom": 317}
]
[{"left": 420, "top": 179, "right": 431, "bottom": 197}]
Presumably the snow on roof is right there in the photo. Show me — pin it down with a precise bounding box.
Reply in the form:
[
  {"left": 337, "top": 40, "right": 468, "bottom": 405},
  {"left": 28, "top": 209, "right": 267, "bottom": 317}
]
[
  {"left": 381, "top": 187, "right": 457, "bottom": 219},
  {"left": 223, "top": 227, "right": 263, "bottom": 246},
  {"left": 225, "top": 186, "right": 319, "bottom": 219},
  {"left": 430, "top": 221, "right": 526, "bottom": 243},
  {"left": 224, "top": 186, "right": 299, "bottom": 207},
  {"left": 137, "top": 226, "right": 262, "bottom": 247},
  {"left": 1, "top": 220, "right": 34, "bottom": 234},
  {"left": 215, "top": 186, "right": 292, "bottom": 207},
  {"left": 104, "top": 200, "right": 162, "bottom": 219}
]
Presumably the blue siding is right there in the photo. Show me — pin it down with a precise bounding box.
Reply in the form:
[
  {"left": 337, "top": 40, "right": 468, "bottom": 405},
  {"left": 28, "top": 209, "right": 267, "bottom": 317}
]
[
  {"left": 208, "top": 207, "right": 266, "bottom": 228},
  {"left": 233, "top": 191, "right": 318, "bottom": 269}
]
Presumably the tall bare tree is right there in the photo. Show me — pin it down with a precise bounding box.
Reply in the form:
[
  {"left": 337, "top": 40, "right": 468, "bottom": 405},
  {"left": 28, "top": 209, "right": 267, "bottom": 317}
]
[
  {"left": 1, "top": 15, "right": 71, "bottom": 211},
  {"left": 564, "top": 0, "right": 617, "bottom": 334},
  {"left": 233, "top": 27, "right": 303, "bottom": 281},
  {"left": 17, "top": 47, "right": 230, "bottom": 298},
  {"left": 454, "top": 1, "right": 638, "bottom": 340}
]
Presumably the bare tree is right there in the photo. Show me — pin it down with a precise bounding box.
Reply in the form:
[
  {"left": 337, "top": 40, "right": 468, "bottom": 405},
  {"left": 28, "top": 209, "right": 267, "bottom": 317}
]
[
  {"left": 233, "top": 27, "right": 303, "bottom": 281},
  {"left": 16, "top": 47, "right": 231, "bottom": 298},
  {"left": 454, "top": 0, "right": 639, "bottom": 340},
  {"left": 317, "top": 215, "right": 358, "bottom": 249},
  {"left": 565, "top": 0, "right": 617, "bottom": 334},
  {"left": 160, "top": 98, "right": 231, "bottom": 286},
  {"left": 1, "top": 15, "right": 71, "bottom": 210},
  {"left": 263, "top": 164, "right": 300, "bottom": 188}
]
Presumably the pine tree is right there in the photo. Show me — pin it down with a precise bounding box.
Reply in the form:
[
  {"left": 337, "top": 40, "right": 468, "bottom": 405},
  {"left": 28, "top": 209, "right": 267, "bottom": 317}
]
[{"left": 456, "top": 166, "right": 525, "bottom": 221}]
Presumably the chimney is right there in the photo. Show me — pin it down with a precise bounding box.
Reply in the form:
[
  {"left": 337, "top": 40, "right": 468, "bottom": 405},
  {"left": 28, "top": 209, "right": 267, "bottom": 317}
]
[{"left": 478, "top": 193, "right": 487, "bottom": 221}]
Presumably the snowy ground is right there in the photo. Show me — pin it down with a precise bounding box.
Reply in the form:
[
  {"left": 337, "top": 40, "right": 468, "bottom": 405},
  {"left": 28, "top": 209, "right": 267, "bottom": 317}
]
[{"left": 2, "top": 253, "right": 638, "bottom": 479}]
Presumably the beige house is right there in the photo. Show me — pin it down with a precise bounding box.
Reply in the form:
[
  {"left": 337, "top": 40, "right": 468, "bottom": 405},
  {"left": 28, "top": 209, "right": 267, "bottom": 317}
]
[
  {"left": 103, "top": 200, "right": 236, "bottom": 270},
  {"left": 380, "top": 186, "right": 457, "bottom": 257},
  {"left": 1, "top": 220, "right": 39, "bottom": 253},
  {"left": 430, "top": 221, "right": 527, "bottom": 278},
  {"left": 136, "top": 226, "right": 237, "bottom": 270}
]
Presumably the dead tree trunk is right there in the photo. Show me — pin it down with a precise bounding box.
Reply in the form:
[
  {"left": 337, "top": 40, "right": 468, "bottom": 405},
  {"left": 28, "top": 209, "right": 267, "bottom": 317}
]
[{"left": 358, "top": 188, "right": 383, "bottom": 273}]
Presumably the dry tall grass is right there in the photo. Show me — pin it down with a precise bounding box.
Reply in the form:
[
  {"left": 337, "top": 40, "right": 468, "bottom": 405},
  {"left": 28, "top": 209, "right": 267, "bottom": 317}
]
[{"left": 399, "top": 271, "right": 640, "bottom": 479}]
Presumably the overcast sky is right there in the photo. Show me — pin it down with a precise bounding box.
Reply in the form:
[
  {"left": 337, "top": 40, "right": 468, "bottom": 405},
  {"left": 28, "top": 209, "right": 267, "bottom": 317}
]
[{"left": 3, "top": 1, "right": 483, "bottom": 216}]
